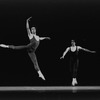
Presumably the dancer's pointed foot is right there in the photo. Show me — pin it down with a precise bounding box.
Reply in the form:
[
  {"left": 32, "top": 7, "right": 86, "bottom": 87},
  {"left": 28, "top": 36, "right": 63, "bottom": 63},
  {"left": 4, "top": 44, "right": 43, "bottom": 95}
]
[
  {"left": 72, "top": 78, "right": 78, "bottom": 86},
  {"left": 38, "top": 70, "right": 46, "bottom": 80},
  {"left": 72, "top": 80, "right": 75, "bottom": 86},
  {"left": 75, "top": 79, "right": 78, "bottom": 85},
  {"left": 39, "top": 74, "right": 45, "bottom": 80},
  {"left": 0, "top": 44, "right": 9, "bottom": 48}
]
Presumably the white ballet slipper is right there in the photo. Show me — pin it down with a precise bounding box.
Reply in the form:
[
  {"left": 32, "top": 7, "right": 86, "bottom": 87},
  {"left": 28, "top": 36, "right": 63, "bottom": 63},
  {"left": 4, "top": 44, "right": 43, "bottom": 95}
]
[
  {"left": 0, "top": 44, "right": 9, "bottom": 48},
  {"left": 38, "top": 70, "right": 46, "bottom": 80}
]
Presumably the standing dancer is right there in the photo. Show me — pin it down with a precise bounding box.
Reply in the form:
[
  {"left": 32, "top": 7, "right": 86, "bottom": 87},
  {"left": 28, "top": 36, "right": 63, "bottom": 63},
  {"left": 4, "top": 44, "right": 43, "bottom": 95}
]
[
  {"left": 60, "top": 40, "right": 96, "bottom": 86},
  {"left": 0, "top": 17, "right": 50, "bottom": 80}
]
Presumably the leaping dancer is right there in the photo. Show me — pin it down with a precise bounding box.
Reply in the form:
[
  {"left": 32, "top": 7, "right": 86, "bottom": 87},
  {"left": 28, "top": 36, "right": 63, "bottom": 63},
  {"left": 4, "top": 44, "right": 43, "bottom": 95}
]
[
  {"left": 60, "top": 40, "right": 96, "bottom": 86},
  {"left": 0, "top": 17, "right": 50, "bottom": 80}
]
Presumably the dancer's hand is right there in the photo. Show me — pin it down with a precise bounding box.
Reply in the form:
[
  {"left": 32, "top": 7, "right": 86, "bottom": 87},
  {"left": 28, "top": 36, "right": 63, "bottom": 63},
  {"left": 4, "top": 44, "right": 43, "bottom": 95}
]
[
  {"left": 60, "top": 56, "right": 64, "bottom": 59},
  {"left": 0, "top": 44, "right": 9, "bottom": 48},
  {"left": 91, "top": 51, "right": 96, "bottom": 53},
  {"left": 27, "top": 17, "right": 32, "bottom": 21}
]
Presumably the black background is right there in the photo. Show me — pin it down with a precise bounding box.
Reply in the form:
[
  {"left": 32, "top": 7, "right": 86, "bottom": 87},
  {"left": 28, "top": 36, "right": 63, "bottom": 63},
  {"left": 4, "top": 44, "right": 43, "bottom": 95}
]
[{"left": 0, "top": 0, "right": 99, "bottom": 86}]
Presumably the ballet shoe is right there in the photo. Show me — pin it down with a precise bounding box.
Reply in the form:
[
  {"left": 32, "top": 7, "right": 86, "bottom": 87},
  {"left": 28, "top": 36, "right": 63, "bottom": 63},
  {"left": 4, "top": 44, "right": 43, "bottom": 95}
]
[
  {"left": 72, "top": 78, "right": 78, "bottom": 86},
  {"left": 72, "top": 81, "right": 75, "bottom": 86},
  {"left": 39, "top": 74, "right": 45, "bottom": 80},
  {"left": 38, "top": 71, "right": 46, "bottom": 80}
]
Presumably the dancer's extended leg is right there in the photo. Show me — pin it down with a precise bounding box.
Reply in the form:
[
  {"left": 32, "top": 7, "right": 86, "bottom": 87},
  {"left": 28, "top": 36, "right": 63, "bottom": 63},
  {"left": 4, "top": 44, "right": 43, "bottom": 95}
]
[
  {"left": 9, "top": 45, "right": 27, "bottom": 49},
  {"left": 28, "top": 52, "right": 45, "bottom": 80},
  {"left": 0, "top": 44, "right": 45, "bottom": 80}
]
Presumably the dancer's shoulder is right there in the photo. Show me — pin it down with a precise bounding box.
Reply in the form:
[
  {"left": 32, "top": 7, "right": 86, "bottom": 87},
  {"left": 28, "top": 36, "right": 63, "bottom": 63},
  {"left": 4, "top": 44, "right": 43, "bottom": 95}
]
[
  {"left": 67, "top": 47, "right": 71, "bottom": 51},
  {"left": 77, "top": 46, "right": 82, "bottom": 50}
]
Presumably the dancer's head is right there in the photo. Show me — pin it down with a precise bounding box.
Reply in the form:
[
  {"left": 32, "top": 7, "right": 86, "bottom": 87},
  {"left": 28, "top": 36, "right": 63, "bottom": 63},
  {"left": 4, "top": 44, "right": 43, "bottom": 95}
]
[
  {"left": 71, "top": 40, "right": 76, "bottom": 46},
  {"left": 31, "top": 27, "right": 36, "bottom": 34}
]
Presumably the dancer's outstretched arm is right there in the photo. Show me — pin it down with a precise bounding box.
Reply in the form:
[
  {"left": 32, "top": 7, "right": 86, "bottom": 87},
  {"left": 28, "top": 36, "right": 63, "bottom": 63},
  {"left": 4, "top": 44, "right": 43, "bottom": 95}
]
[
  {"left": 39, "top": 37, "right": 50, "bottom": 40},
  {"left": 26, "top": 17, "right": 32, "bottom": 36},
  {"left": 60, "top": 47, "right": 70, "bottom": 59},
  {"left": 77, "top": 46, "right": 96, "bottom": 53}
]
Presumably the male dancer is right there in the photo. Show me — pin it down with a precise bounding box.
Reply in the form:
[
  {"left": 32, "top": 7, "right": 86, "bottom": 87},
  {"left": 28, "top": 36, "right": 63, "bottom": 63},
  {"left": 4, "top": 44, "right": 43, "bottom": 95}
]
[
  {"left": 0, "top": 17, "right": 50, "bottom": 80},
  {"left": 60, "top": 40, "right": 96, "bottom": 86}
]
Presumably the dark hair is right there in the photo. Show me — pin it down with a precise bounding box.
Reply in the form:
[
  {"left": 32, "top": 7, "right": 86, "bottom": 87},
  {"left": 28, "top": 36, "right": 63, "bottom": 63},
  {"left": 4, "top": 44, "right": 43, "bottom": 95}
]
[
  {"left": 31, "top": 27, "right": 36, "bottom": 31},
  {"left": 71, "top": 40, "right": 75, "bottom": 43}
]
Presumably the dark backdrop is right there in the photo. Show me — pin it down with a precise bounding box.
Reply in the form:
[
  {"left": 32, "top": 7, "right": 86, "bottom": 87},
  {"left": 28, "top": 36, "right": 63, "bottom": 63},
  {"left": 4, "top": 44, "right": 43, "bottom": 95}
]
[{"left": 0, "top": 0, "right": 99, "bottom": 86}]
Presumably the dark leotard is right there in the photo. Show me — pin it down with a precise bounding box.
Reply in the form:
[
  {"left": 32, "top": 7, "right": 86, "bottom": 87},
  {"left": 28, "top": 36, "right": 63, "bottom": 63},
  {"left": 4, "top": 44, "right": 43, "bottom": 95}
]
[
  {"left": 27, "top": 36, "right": 40, "bottom": 53},
  {"left": 69, "top": 47, "right": 79, "bottom": 62},
  {"left": 69, "top": 47, "right": 79, "bottom": 78}
]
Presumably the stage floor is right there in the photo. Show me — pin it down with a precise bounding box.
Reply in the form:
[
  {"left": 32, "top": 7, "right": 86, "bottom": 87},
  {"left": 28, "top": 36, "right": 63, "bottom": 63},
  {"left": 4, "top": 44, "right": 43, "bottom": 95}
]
[
  {"left": 0, "top": 86, "right": 100, "bottom": 100},
  {"left": 0, "top": 86, "right": 100, "bottom": 92}
]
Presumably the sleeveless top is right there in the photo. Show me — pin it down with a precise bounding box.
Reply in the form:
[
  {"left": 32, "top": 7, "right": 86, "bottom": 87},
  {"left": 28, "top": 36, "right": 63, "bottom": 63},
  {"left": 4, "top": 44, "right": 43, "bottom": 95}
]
[
  {"left": 27, "top": 35, "right": 40, "bottom": 53},
  {"left": 69, "top": 46, "right": 79, "bottom": 61}
]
